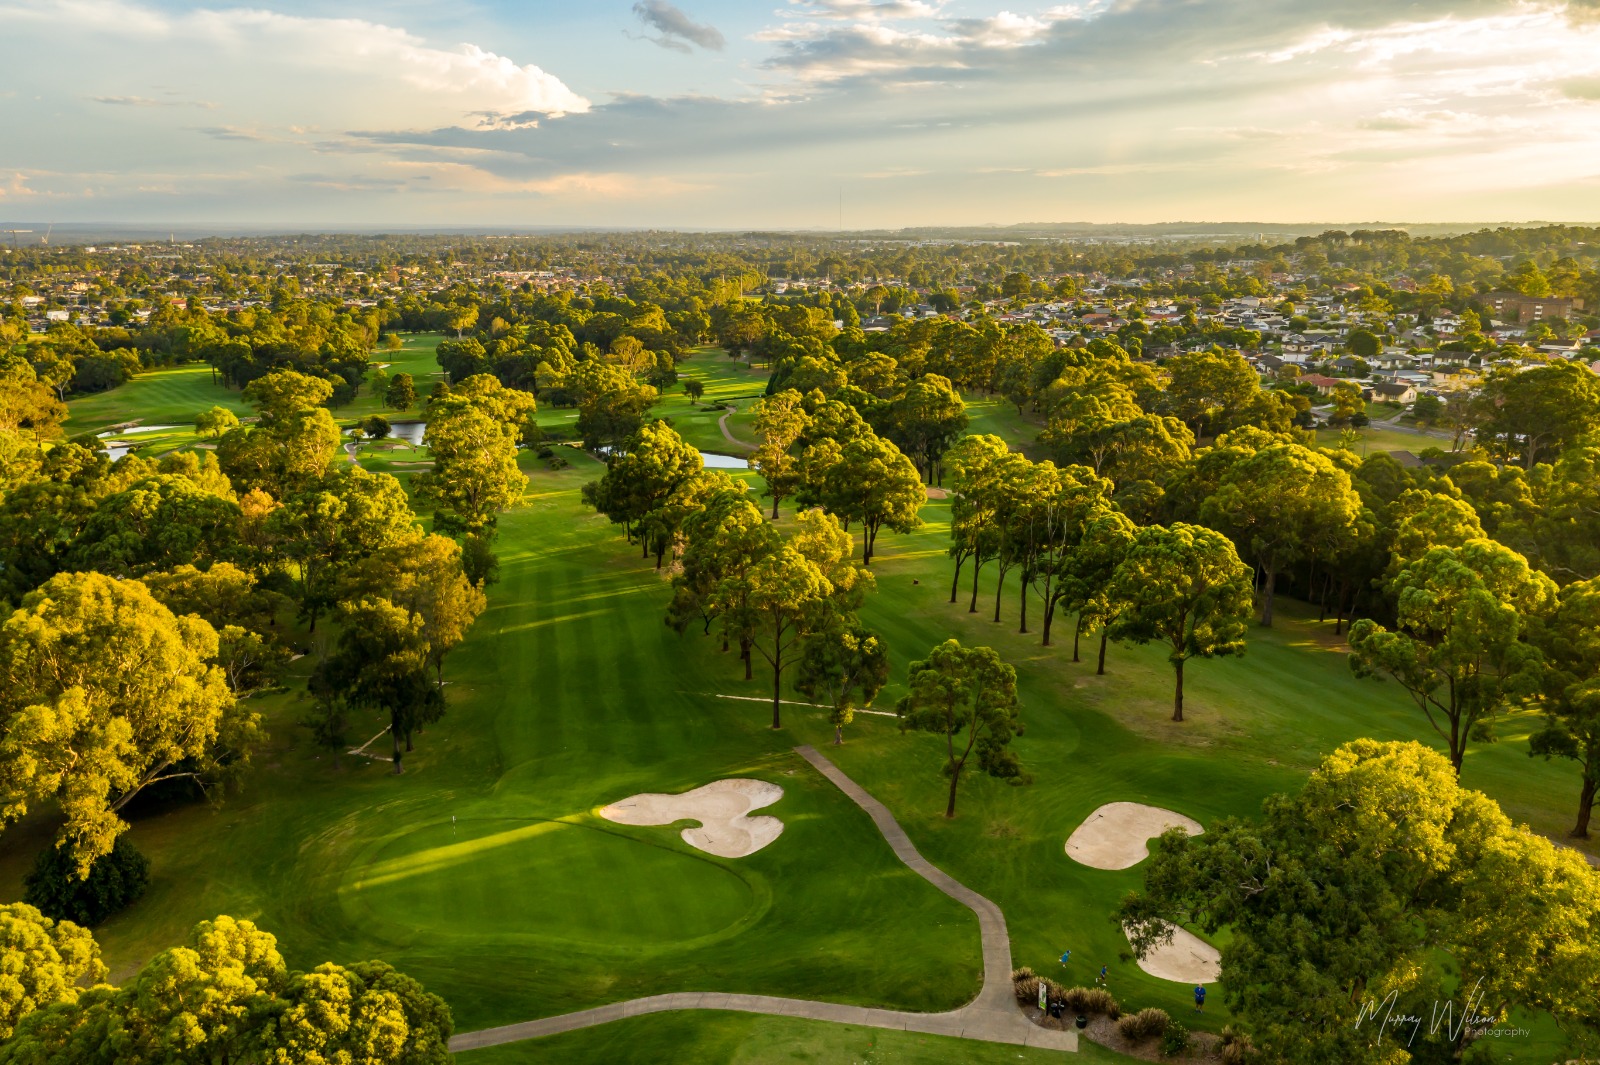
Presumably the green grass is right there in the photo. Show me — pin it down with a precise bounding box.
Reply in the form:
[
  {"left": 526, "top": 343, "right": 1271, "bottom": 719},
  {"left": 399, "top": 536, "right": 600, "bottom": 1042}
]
[
  {"left": 654, "top": 347, "right": 767, "bottom": 456},
  {"left": 11, "top": 347, "right": 1594, "bottom": 1063},
  {"left": 461, "top": 1013, "right": 1130, "bottom": 1064}
]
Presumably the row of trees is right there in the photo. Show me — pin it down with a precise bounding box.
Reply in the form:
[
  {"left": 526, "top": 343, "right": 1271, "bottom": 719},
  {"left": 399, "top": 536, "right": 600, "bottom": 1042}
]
[
  {"left": 585, "top": 418, "right": 1029, "bottom": 820},
  {"left": 943, "top": 416, "right": 1600, "bottom": 836}
]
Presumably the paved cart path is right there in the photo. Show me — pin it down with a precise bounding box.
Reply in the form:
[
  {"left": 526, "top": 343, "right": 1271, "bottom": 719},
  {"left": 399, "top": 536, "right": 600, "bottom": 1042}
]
[{"left": 448, "top": 745, "right": 1076, "bottom": 1054}]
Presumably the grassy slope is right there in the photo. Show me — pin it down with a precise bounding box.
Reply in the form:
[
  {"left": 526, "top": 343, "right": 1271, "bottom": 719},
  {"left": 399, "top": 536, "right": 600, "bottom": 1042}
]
[{"left": 8, "top": 345, "right": 1589, "bottom": 1062}]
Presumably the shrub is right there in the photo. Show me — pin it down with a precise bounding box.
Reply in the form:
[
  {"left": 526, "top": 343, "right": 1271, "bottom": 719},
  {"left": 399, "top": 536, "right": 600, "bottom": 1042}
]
[
  {"left": 1011, "top": 967, "right": 1037, "bottom": 1003},
  {"left": 1116, "top": 1007, "right": 1170, "bottom": 1042},
  {"left": 1219, "top": 1025, "right": 1257, "bottom": 1063},
  {"left": 24, "top": 835, "right": 150, "bottom": 927},
  {"left": 1062, "top": 986, "right": 1120, "bottom": 1018},
  {"left": 1159, "top": 1020, "right": 1190, "bottom": 1057}
]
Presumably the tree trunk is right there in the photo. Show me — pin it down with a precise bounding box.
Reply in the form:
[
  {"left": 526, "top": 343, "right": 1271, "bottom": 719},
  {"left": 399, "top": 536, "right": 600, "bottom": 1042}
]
[
  {"left": 950, "top": 551, "right": 966, "bottom": 604},
  {"left": 1072, "top": 613, "right": 1082, "bottom": 663},
  {"left": 969, "top": 557, "right": 984, "bottom": 613},
  {"left": 1573, "top": 774, "right": 1596, "bottom": 839},
  {"left": 1335, "top": 575, "right": 1349, "bottom": 635},
  {"left": 1042, "top": 597, "right": 1056, "bottom": 647},
  {"left": 742, "top": 639, "right": 753, "bottom": 680},
  {"left": 834, "top": 723, "right": 843, "bottom": 746},
  {"left": 771, "top": 497, "right": 780, "bottom": 521},
  {"left": 771, "top": 642, "right": 783, "bottom": 729},
  {"left": 1260, "top": 561, "right": 1277, "bottom": 627},
  {"left": 992, "top": 564, "right": 1008, "bottom": 623},
  {"left": 1097, "top": 628, "right": 1109, "bottom": 675},
  {"left": 1018, "top": 567, "right": 1029, "bottom": 634},
  {"left": 390, "top": 714, "right": 404, "bottom": 774},
  {"left": 1172, "top": 657, "right": 1185, "bottom": 722},
  {"left": 945, "top": 765, "right": 962, "bottom": 818}
]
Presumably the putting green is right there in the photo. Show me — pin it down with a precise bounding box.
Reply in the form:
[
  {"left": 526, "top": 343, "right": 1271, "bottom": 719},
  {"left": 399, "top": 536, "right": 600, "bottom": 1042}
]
[{"left": 344, "top": 819, "right": 760, "bottom": 949}]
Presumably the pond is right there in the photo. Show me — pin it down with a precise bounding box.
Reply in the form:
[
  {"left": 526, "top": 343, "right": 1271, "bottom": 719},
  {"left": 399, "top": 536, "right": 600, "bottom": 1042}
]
[
  {"left": 578, "top": 444, "right": 749, "bottom": 470},
  {"left": 387, "top": 422, "right": 427, "bottom": 445},
  {"left": 99, "top": 425, "right": 181, "bottom": 461}
]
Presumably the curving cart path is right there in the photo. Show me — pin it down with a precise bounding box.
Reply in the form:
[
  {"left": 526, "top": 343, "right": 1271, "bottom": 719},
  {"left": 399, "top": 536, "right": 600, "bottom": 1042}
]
[{"left": 448, "top": 745, "right": 1076, "bottom": 1054}]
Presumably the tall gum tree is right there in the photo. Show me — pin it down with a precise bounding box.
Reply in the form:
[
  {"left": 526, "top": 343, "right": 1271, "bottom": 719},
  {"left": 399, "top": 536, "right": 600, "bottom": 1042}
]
[
  {"left": 896, "top": 639, "right": 1024, "bottom": 818},
  {"left": 1349, "top": 539, "right": 1557, "bottom": 775},
  {"left": 1108, "top": 523, "right": 1253, "bottom": 721}
]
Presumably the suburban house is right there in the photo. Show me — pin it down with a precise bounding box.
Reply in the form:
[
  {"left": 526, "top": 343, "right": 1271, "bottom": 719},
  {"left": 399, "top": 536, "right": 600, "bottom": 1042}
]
[
  {"left": 1300, "top": 373, "right": 1348, "bottom": 395},
  {"left": 1367, "top": 381, "right": 1418, "bottom": 404}
]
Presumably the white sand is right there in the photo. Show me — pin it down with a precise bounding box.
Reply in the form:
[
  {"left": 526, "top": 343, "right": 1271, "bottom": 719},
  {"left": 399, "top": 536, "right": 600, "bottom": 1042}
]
[
  {"left": 1065, "top": 802, "right": 1204, "bottom": 870},
  {"left": 600, "top": 779, "right": 784, "bottom": 859},
  {"left": 1123, "top": 921, "right": 1222, "bottom": 983}
]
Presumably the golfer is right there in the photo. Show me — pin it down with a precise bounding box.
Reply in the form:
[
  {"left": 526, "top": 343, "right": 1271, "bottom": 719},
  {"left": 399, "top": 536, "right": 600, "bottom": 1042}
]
[{"left": 1194, "top": 984, "right": 1206, "bottom": 1013}]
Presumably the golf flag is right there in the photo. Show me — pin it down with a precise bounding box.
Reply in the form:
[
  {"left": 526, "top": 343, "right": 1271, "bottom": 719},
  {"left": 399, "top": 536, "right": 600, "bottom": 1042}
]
[{"left": 1038, "top": 981, "right": 1047, "bottom": 1011}]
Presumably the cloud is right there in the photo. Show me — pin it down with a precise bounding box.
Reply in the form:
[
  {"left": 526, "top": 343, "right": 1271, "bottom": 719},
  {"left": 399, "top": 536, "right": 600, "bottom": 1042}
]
[
  {"left": 89, "top": 94, "right": 216, "bottom": 109},
  {"left": 0, "top": 173, "right": 36, "bottom": 198},
  {"left": 631, "top": 1, "right": 724, "bottom": 53},
  {"left": 782, "top": 0, "right": 943, "bottom": 18},
  {"left": 4, "top": 0, "right": 588, "bottom": 124}
]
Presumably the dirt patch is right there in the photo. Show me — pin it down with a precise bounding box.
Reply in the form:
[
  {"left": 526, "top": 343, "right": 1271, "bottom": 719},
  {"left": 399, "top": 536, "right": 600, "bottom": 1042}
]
[
  {"left": 925, "top": 486, "right": 950, "bottom": 500},
  {"left": 1066, "top": 802, "right": 1204, "bottom": 870},
  {"left": 600, "top": 779, "right": 784, "bottom": 859},
  {"left": 1080, "top": 1014, "right": 1223, "bottom": 1062}
]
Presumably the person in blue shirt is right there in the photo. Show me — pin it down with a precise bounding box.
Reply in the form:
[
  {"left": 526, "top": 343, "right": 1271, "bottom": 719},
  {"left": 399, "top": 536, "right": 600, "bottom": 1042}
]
[
  {"left": 1194, "top": 984, "right": 1206, "bottom": 1012},
  {"left": 1059, "top": 950, "right": 1071, "bottom": 967},
  {"left": 1096, "top": 965, "right": 1108, "bottom": 987}
]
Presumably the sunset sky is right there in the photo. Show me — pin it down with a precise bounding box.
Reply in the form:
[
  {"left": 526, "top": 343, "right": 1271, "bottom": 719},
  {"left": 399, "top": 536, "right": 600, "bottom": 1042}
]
[{"left": 3, "top": 0, "right": 1599, "bottom": 227}]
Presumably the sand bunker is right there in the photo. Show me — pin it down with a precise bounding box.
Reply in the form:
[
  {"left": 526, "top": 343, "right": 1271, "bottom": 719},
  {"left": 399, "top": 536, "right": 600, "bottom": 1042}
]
[
  {"left": 600, "top": 779, "right": 784, "bottom": 859},
  {"left": 1066, "top": 802, "right": 1204, "bottom": 870},
  {"left": 1123, "top": 921, "right": 1222, "bottom": 983}
]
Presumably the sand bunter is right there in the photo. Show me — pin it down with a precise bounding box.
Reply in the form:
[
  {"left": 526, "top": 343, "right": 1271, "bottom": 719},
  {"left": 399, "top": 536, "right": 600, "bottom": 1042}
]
[
  {"left": 1065, "top": 801, "right": 1204, "bottom": 870},
  {"left": 600, "top": 779, "right": 784, "bottom": 859}
]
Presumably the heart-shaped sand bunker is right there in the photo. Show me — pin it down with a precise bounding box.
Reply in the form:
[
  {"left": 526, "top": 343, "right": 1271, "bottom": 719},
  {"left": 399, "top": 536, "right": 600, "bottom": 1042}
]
[{"left": 1065, "top": 802, "right": 1204, "bottom": 870}]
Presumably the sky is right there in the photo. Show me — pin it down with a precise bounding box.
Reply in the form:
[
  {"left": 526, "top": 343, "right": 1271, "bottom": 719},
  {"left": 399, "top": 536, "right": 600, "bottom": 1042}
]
[{"left": 2, "top": 0, "right": 1599, "bottom": 228}]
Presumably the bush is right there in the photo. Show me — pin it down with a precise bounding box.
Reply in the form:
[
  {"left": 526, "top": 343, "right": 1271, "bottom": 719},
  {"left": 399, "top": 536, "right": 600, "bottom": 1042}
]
[
  {"left": 1159, "top": 1019, "right": 1190, "bottom": 1057},
  {"left": 1116, "top": 1007, "right": 1170, "bottom": 1042},
  {"left": 1219, "top": 1025, "right": 1257, "bottom": 1063},
  {"left": 1062, "top": 986, "right": 1120, "bottom": 1018},
  {"left": 24, "top": 835, "right": 150, "bottom": 927}
]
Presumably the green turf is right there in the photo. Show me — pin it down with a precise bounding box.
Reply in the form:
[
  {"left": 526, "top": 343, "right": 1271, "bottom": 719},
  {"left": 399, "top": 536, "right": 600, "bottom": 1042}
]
[
  {"left": 9, "top": 346, "right": 1593, "bottom": 1063},
  {"left": 652, "top": 347, "right": 766, "bottom": 456},
  {"left": 460, "top": 1013, "right": 1130, "bottom": 1064}
]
